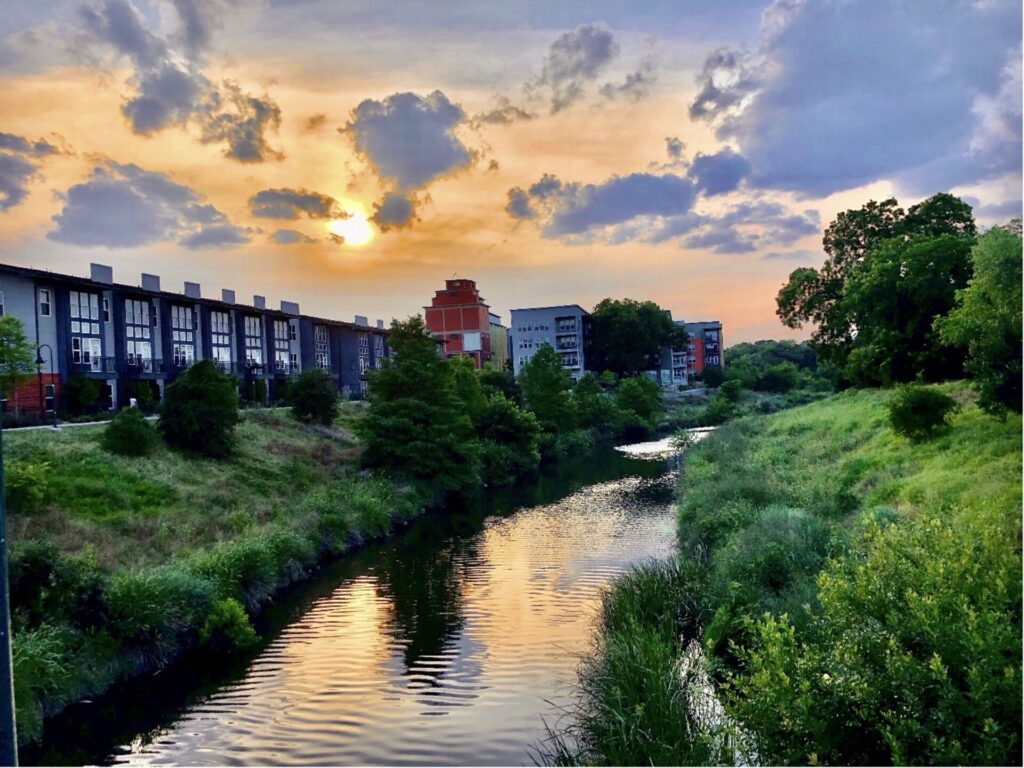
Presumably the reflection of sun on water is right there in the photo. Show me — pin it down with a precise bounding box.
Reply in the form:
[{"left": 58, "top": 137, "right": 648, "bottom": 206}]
[{"left": 327, "top": 207, "right": 374, "bottom": 246}]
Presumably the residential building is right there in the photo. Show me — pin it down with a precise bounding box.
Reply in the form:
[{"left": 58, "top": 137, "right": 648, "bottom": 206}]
[
  {"left": 681, "top": 320, "right": 724, "bottom": 379},
  {"left": 424, "top": 277, "right": 492, "bottom": 368},
  {"left": 0, "top": 261, "right": 390, "bottom": 416},
  {"left": 488, "top": 312, "right": 509, "bottom": 371},
  {"left": 509, "top": 305, "right": 591, "bottom": 379}
]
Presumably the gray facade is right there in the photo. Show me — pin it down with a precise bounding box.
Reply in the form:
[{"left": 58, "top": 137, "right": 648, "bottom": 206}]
[{"left": 509, "top": 305, "right": 591, "bottom": 379}]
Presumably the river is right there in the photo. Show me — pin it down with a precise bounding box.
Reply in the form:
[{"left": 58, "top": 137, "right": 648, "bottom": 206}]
[{"left": 28, "top": 437, "right": 687, "bottom": 766}]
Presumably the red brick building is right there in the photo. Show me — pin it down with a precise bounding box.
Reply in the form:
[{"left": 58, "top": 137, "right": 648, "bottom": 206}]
[{"left": 424, "top": 278, "right": 492, "bottom": 368}]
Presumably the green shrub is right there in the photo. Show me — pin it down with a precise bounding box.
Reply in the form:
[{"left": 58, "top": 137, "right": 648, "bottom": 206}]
[
  {"left": 102, "top": 407, "right": 158, "bottom": 457},
  {"left": 199, "top": 597, "right": 258, "bottom": 651},
  {"left": 615, "top": 375, "right": 663, "bottom": 422},
  {"left": 189, "top": 539, "right": 277, "bottom": 610},
  {"left": 719, "top": 379, "right": 743, "bottom": 402},
  {"left": 9, "top": 541, "right": 105, "bottom": 631},
  {"left": 887, "top": 385, "right": 959, "bottom": 442},
  {"left": 159, "top": 359, "right": 240, "bottom": 457},
  {"left": 700, "top": 393, "right": 737, "bottom": 426},
  {"left": 105, "top": 568, "right": 212, "bottom": 655},
  {"left": 60, "top": 374, "right": 102, "bottom": 417},
  {"left": 243, "top": 378, "right": 267, "bottom": 404},
  {"left": 474, "top": 395, "right": 541, "bottom": 484},
  {"left": 127, "top": 380, "right": 159, "bottom": 414},
  {"left": 290, "top": 369, "right": 339, "bottom": 425},
  {"left": 754, "top": 362, "right": 800, "bottom": 393},
  {"left": 12, "top": 624, "right": 75, "bottom": 744},
  {"left": 701, "top": 365, "right": 725, "bottom": 388},
  {"left": 4, "top": 458, "right": 50, "bottom": 512}
]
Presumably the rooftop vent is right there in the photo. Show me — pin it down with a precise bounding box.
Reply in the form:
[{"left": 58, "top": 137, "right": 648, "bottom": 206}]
[
  {"left": 376, "top": 319, "right": 384, "bottom": 329},
  {"left": 141, "top": 273, "right": 161, "bottom": 292},
  {"left": 221, "top": 289, "right": 236, "bottom": 304},
  {"left": 281, "top": 300, "right": 300, "bottom": 316},
  {"left": 184, "top": 281, "right": 201, "bottom": 299},
  {"left": 354, "top": 314, "right": 369, "bottom": 327},
  {"left": 90, "top": 263, "right": 113, "bottom": 284},
  {"left": 253, "top": 295, "right": 266, "bottom": 310}
]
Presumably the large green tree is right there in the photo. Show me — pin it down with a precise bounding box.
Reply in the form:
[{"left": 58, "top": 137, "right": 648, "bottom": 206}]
[
  {"left": 518, "top": 344, "right": 575, "bottom": 434},
  {"left": 0, "top": 315, "right": 36, "bottom": 417},
  {"left": 590, "top": 298, "right": 687, "bottom": 377},
  {"left": 159, "top": 359, "right": 240, "bottom": 457},
  {"left": 776, "top": 193, "right": 976, "bottom": 381},
  {"left": 357, "top": 317, "right": 480, "bottom": 495},
  {"left": 937, "top": 223, "right": 1023, "bottom": 414}
]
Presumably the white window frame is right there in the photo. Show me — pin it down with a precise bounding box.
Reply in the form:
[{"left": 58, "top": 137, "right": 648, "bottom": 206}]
[{"left": 39, "top": 288, "right": 52, "bottom": 317}]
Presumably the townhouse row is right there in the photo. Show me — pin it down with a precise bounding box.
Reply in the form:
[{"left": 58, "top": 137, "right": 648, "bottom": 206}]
[{"left": 0, "top": 261, "right": 390, "bottom": 416}]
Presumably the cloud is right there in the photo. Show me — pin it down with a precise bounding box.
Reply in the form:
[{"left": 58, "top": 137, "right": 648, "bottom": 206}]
[
  {"left": 77, "top": 0, "right": 283, "bottom": 162},
  {"left": 683, "top": 200, "right": 820, "bottom": 254},
  {"left": 684, "top": 226, "right": 757, "bottom": 254},
  {"left": 687, "top": 147, "right": 751, "bottom": 195},
  {"left": 270, "top": 228, "right": 317, "bottom": 244},
  {"left": 0, "top": 132, "right": 60, "bottom": 157},
  {"left": 599, "top": 56, "right": 657, "bottom": 102},
  {"left": 343, "top": 90, "right": 473, "bottom": 190},
  {"left": 305, "top": 113, "right": 326, "bottom": 131},
  {"left": 0, "top": 153, "right": 38, "bottom": 211},
  {"left": 508, "top": 171, "right": 699, "bottom": 242},
  {"left": 472, "top": 96, "right": 536, "bottom": 126},
  {"left": 370, "top": 191, "right": 418, "bottom": 231},
  {"left": 665, "top": 136, "right": 685, "bottom": 161},
  {"left": 249, "top": 188, "right": 345, "bottom": 220},
  {"left": 529, "top": 23, "right": 620, "bottom": 113},
  {"left": 48, "top": 161, "right": 250, "bottom": 248},
  {"left": 762, "top": 248, "right": 824, "bottom": 261},
  {"left": 688, "top": 0, "right": 1022, "bottom": 196}
]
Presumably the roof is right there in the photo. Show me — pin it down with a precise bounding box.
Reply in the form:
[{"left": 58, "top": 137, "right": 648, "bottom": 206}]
[{"left": 509, "top": 304, "right": 590, "bottom": 315}]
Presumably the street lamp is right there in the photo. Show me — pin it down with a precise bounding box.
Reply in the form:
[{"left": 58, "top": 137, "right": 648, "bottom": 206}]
[{"left": 34, "top": 345, "right": 57, "bottom": 430}]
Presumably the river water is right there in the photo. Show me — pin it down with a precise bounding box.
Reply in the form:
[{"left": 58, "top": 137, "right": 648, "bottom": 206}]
[{"left": 30, "top": 438, "right": 685, "bottom": 766}]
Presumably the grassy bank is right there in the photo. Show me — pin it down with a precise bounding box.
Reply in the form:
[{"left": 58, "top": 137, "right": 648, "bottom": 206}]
[
  {"left": 557, "top": 385, "right": 1021, "bottom": 765},
  {"left": 4, "top": 404, "right": 425, "bottom": 745}
]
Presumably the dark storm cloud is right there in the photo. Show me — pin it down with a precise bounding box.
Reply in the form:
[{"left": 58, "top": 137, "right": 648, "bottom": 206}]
[
  {"left": 48, "top": 161, "right": 250, "bottom": 248},
  {"left": 77, "top": 0, "right": 283, "bottom": 162},
  {"left": 271, "top": 228, "right": 317, "bottom": 244},
  {"left": 249, "top": 187, "right": 345, "bottom": 219},
  {"left": 529, "top": 23, "right": 620, "bottom": 113},
  {"left": 0, "top": 153, "right": 38, "bottom": 211},
  {"left": 688, "top": 0, "right": 1022, "bottom": 196},
  {"left": 686, "top": 147, "right": 751, "bottom": 195},
  {"left": 344, "top": 90, "right": 473, "bottom": 190},
  {"left": 370, "top": 191, "right": 418, "bottom": 231},
  {"left": 682, "top": 200, "right": 819, "bottom": 254}
]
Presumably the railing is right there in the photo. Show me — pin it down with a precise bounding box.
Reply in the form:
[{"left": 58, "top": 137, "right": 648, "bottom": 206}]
[
  {"left": 71, "top": 356, "right": 117, "bottom": 374},
  {"left": 126, "top": 358, "right": 165, "bottom": 375}
]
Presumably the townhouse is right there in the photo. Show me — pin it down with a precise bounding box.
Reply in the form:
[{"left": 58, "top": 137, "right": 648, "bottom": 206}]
[{"left": 0, "top": 261, "right": 390, "bottom": 416}]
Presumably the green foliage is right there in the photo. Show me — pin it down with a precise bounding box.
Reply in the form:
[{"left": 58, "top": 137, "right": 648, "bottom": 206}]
[
  {"left": 718, "top": 379, "right": 743, "bottom": 402},
  {"left": 126, "top": 380, "right": 159, "bottom": 414},
  {"left": 700, "top": 393, "right": 737, "bottom": 426},
  {"left": 199, "top": 597, "right": 258, "bottom": 651},
  {"left": 614, "top": 375, "right": 663, "bottom": 423},
  {"left": 475, "top": 395, "right": 541, "bottom": 485},
  {"left": 449, "top": 355, "right": 488, "bottom": 421},
  {"left": 590, "top": 297, "right": 686, "bottom": 377},
  {"left": 105, "top": 568, "right": 212, "bottom": 654},
  {"left": 0, "top": 314, "right": 36, "bottom": 416},
  {"left": 60, "top": 374, "right": 102, "bottom": 417},
  {"left": 572, "top": 372, "right": 619, "bottom": 433},
  {"left": 290, "top": 368, "right": 339, "bottom": 425},
  {"left": 243, "top": 378, "right": 268, "bottom": 404},
  {"left": 159, "top": 359, "right": 240, "bottom": 458},
  {"left": 887, "top": 385, "right": 959, "bottom": 442},
  {"left": 12, "top": 624, "right": 75, "bottom": 744},
  {"left": 727, "top": 507, "right": 1021, "bottom": 766},
  {"left": 4, "top": 457, "right": 50, "bottom": 512},
  {"left": 518, "top": 344, "right": 575, "bottom": 434},
  {"left": 753, "top": 362, "right": 800, "bottom": 393},
  {"left": 9, "top": 541, "right": 104, "bottom": 631},
  {"left": 700, "top": 364, "right": 725, "bottom": 388},
  {"left": 478, "top": 363, "right": 520, "bottom": 403},
  {"left": 101, "top": 407, "right": 158, "bottom": 457},
  {"left": 937, "top": 225, "right": 1023, "bottom": 414},
  {"left": 358, "top": 316, "right": 480, "bottom": 495}
]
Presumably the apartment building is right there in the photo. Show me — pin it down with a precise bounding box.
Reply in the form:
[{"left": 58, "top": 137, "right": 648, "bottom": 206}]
[
  {"left": 488, "top": 313, "right": 509, "bottom": 371},
  {"left": 424, "top": 278, "right": 492, "bottom": 368},
  {"left": 0, "top": 261, "right": 389, "bottom": 415},
  {"left": 679, "top": 320, "right": 724, "bottom": 379},
  {"left": 509, "top": 305, "right": 591, "bottom": 379}
]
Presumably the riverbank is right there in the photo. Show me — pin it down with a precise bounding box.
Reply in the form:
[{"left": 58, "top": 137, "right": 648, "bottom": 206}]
[
  {"left": 557, "top": 384, "right": 1022, "bottom": 765},
  {"left": 4, "top": 403, "right": 426, "bottom": 746}
]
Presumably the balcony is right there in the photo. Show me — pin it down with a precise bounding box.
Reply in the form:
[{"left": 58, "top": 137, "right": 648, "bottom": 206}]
[
  {"left": 272, "top": 362, "right": 301, "bottom": 377},
  {"left": 126, "top": 358, "right": 165, "bottom": 376},
  {"left": 71, "top": 356, "right": 116, "bottom": 375}
]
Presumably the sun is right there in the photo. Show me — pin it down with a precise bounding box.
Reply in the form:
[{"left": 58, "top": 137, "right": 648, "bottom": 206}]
[{"left": 327, "top": 207, "right": 374, "bottom": 246}]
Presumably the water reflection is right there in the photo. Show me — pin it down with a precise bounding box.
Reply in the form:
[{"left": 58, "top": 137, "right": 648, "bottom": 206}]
[{"left": 28, "top": 444, "right": 678, "bottom": 767}]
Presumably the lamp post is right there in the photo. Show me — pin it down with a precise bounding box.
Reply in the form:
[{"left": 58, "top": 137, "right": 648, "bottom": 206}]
[{"left": 34, "top": 345, "right": 57, "bottom": 430}]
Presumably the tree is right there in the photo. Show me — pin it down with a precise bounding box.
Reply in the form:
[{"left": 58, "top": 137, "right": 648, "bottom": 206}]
[
  {"left": 61, "top": 374, "right": 101, "bottom": 417},
  {"left": 777, "top": 194, "right": 976, "bottom": 377},
  {"left": 573, "top": 372, "right": 620, "bottom": 433},
  {"left": 159, "top": 359, "right": 240, "bottom": 458},
  {"left": 518, "top": 344, "right": 575, "bottom": 433},
  {"left": 449, "top": 356, "right": 487, "bottom": 422},
  {"left": 478, "top": 363, "right": 520, "bottom": 404},
  {"left": 701, "top": 365, "right": 725, "bottom": 388},
  {"left": 590, "top": 298, "right": 687, "bottom": 377},
  {"left": 475, "top": 395, "right": 541, "bottom": 485},
  {"left": 615, "top": 376, "right": 663, "bottom": 422},
  {"left": 357, "top": 317, "right": 480, "bottom": 495},
  {"left": 841, "top": 236, "right": 972, "bottom": 385},
  {"left": 937, "top": 225, "right": 1023, "bottom": 414},
  {"left": 102, "top": 407, "right": 159, "bottom": 456},
  {"left": 290, "top": 368, "right": 339, "bottom": 425},
  {"left": 0, "top": 315, "right": 36, "bottom": 417}
]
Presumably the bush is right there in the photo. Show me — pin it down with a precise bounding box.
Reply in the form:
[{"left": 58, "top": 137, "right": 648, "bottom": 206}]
[
  {"left": 615, "top": 375, "right": 663, "bottom": 422},
  {"left": 4, "top": 458, "right": 50, "bottom": 512},
  {"left": 159, "top": 359, "right": 240, "bottom": 458},
  {"left": 474, "top": 395, "right": 541, "bottom": 484},
  {"left": 243, "top": 378, "right": 267, "bottom": 405},
  {"left": 754, "top": 362, "right": 799, "bottom": 393},
  {"left": 9, "top": 541, "right": 105, "bottom": 631},
  {"left": 701, "top": 365, "right": 725, "bottom": 388},
  {"left": 102, "top": 407, "right": 158, "bottom": 457},
  {"left": 290, "top": 369, "right": 339, "bottom": 425},
  {"left": 887, "top": 385, "right": 959, "bottom": 442},
  {"left": 60, "top": 374, "right": 102, "bottom": 417},
  {"left": 105, "top": 568, "right": 212, "bottom": 656},
  {"left": 199, "top": 597, "right": 258, "bottom": 651},
  {"left": 719, "top": 379, "right": 743, "bottom": 402},
  {"left": 12, "top": 624, "right": 75, "bottom": 744},
  {"left": 127, "top": 380, "right": 159, "bottom": 414},
  {"left": 189, "top": 539, "right": 278, "bottom": 611},
  {"left": 700, "top": 394, "right": 737, "bottom": 426}
]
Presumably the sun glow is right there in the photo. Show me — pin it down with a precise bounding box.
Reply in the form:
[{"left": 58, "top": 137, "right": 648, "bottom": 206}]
[{"left": 327, "top": 207, "right": 375, "bottom": 246}]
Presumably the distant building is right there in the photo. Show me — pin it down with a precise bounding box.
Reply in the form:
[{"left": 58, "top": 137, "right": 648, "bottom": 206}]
[
  {"left": 681, "top": 320, "right": 724, "bottom": 378},
  {"left": 509, "top": 305, "right": 591, "bottom": 379},
  {"left": 488, "top": 313, "right": 509, "bottom": 370},
  {"left": 424, "top": 278, "right": 492, "bottom": 368}
]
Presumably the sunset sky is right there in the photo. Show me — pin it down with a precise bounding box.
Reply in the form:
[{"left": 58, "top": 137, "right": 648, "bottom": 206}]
[{"left": 1, "top": 0, "right": 1020, "bottom": 342}]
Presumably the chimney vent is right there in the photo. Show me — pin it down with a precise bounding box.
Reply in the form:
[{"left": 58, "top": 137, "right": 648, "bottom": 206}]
[
  {"left": 90, "top": 263, "right": 113, "bottom": 284},
  {"left": 376, "top": 319, "right": 384, "bottom": 329},
  {"left": 184, "top": 281, "right": 201, "bottom": 299},
  {"left": 221, "top": 289, "right": 235, "bottom": 304},
  {"left": 253, "top": 295, "right": 266, "bottom": 310},
  {"left": 354, "top": 314, "right": 368, "bottom": 327},
  {"left": 141, "top": 273, "right": 161, "bottom": 292},
  {"left": 280, "top": 300, "right": 300, "bottom": 315}
]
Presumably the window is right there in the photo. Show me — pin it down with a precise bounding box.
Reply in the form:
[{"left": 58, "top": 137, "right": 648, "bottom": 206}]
[
  {"left": 244, "top": 315, "right": 263, "bottom": 367},
  {"left": 211, "top": 310, "right": 231, "bottom": 367},
  {"left": 102, "top": 298, "right": 110, "bottom": 322},
  {"left": 44, "top": 383, "right": 55, "bottom": 413},
  {"left": 124, "top": 299, "right": 152, "bottom": 368},
  {"left": 70, "top": 291, "right": 103, "bottom": 369},
  {"left": 289, "top": 323, "right": 296, "bottom": 341},
  {"left": 0, "top": 289, "right": 5, "bottom": 316},
  {"left": 290, "top": 352, "right": 299, "bottom": 373},
  {"left": 315, "top": 325, "right": 330, "bottom": 370},
  {"left": 39, "top": 288, "right": 51, "bottom": 316},
  {"left": 171, "top": 306, "right": 195, "bottom": 368}
]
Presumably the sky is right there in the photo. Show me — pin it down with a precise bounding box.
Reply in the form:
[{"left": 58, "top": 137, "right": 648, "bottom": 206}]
[{"left": 0, "top": 0, "right": 1020, "bottom": 343}]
